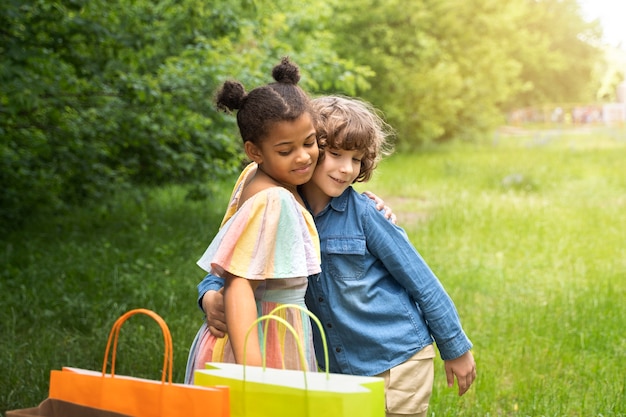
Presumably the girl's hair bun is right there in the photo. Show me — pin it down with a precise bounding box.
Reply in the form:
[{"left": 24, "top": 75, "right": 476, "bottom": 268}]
[
  {"left": 216, "top": 80, "right": 247, "bottom": 112},
  {"left": 272, "top": 56, "right": 301, "bottom": 85},
  {"left": 214, "top": 57, "right": 311, "bottom": 146}
]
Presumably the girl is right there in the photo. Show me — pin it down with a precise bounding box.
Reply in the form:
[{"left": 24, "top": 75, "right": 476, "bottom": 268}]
[{"left": 184, "top": 57, "right": 321, "bottom": 384}]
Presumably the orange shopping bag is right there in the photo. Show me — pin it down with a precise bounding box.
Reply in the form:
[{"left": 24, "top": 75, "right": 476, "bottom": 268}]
[{"left": 47, "top": 308, "right": 229, "bottom": 417}]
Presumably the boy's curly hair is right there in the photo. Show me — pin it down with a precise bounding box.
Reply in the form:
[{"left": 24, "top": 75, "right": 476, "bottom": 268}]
[{"left": 311, "top": 96, "right": 394, "bottom": 183}]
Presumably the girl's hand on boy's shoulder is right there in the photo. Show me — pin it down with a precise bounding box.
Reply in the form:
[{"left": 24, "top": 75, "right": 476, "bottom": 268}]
[{"left": 363, "top": 191, "right": 397, "bottom": 224}]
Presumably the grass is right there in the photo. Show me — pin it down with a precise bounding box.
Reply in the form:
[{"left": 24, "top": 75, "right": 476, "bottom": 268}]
[
  {"left": 2, "top": 126, "right": 625, "bottom": 416},
  {"left": 356, "top": 126, "right": 626, "bottom": 416},
  {"left": 0, "top": 185, "right": 232, "bottom": 413}
]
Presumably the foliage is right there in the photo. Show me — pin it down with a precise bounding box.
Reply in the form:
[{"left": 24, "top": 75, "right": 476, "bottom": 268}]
[
  {"left": 510, "top": 0, "right": 603, "bottom": 107},
  {"left": 592, "top": 44, "right": 626, "bottom": 102},
  {"left": 0, "top": 0, "right": 608, "bottom": 229},
  {"left": 0, "top": 0, "right": 370, "bottom": 231},
  {"left": 328, "top": 0, "right": 603, "bottom": 147}
]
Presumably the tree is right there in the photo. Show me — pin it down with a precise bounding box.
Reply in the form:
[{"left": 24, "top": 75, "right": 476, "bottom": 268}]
[
  {"left": 0, "top": 0, "right": 370, "bottom": 231},
  {"left": 508, "top": 0, "right": 602, "bottom": 107},
  {"left": 327, "top": 0, "right": 602, "bottom": 147}
]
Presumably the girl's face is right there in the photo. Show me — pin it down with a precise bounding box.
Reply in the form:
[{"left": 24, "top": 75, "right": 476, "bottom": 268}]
[
  {"left": 247, "top": 113, "right": 319, "bottom": 187},
  {"left": 309, "top": 147, "right": 363, "bottom": 198}
]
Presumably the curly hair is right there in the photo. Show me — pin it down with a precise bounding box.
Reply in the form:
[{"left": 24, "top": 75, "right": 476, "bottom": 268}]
[
  {"left": 214, "top": 57, "right": 316, "bottom": 146},
  {"left": 311, "top": 95, "right": 394, "bottom": 183}
]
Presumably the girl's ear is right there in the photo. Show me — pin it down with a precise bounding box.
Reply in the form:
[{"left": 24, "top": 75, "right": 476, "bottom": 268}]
[{"left": 244, "top": 141, "right": 263, "bottom": 164}]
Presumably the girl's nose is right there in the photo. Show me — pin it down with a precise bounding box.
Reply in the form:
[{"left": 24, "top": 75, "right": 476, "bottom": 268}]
[{"left": 296, "top": 146, "right": 313, "bottom": 163}]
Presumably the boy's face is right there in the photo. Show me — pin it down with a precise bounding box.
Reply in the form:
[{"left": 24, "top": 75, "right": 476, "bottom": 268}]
[{"left": 309, "top": 147, "right": 364, "bottom": 197}]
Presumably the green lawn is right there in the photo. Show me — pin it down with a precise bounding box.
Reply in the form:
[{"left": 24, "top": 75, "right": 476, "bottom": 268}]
[{"left": 2, "top": 127, "right": 625, "bottom": 416}]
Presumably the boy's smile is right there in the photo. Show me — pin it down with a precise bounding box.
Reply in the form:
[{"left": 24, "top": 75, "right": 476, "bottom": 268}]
[
  {"left": 315, "top": 148, "right": 363, "bottom": 193},
  {"left": 302, "top": 148, "right": 364, "bottom": 214}
]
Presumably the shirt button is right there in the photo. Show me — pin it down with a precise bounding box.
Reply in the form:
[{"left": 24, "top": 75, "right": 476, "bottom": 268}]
[
  {"left": 326, "top": 323, "right": 332, "bottom": 328},
  {"left": 335, "top": 347, "right": 342, "bottom": 353},
  {"left": 318, "top": 297, "right": 324, "bottom": 302}
]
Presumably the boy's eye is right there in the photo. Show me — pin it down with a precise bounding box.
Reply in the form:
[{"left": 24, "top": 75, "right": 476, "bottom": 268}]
[
  {"left": 353, "top": 157, "right": 362, "bottom": 163},
  {"left": 304, "top": 141, "right": 316, "bottom": 148},
  {"left": 278, "top": 150, "right": 291, "bottom": 156}
]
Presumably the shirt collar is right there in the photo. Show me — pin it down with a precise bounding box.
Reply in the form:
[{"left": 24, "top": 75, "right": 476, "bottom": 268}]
[
  {"left": 329, "top": 187, "right": 351, "bottom": 212},
  {"left": 299, "top": 186, "right": 351, "bottom": 216}
]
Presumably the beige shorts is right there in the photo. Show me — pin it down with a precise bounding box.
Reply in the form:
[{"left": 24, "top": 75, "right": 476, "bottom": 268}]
[{"left": 376, "top": 345, "right": 436, "bottom": 417}]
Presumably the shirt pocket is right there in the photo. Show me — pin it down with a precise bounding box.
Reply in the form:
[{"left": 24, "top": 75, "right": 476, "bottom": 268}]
[{"left": 325, "top": 237, "right": 366, "bottom": 281}]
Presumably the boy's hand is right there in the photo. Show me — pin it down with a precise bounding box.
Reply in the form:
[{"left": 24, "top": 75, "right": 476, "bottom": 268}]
[
  {"left": 444, "top": 351, "right": 476, "bottom": 396},
  {"left": 202, "top": 288, "right": 228, "bottom": 338},
  {"left": 363, "top": 191, "right": 397, "bottom": 224}
]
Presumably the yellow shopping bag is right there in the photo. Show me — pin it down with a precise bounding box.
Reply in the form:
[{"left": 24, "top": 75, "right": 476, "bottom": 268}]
[{"left": 194, "top": 304, "right": 385, "bottom": 417}]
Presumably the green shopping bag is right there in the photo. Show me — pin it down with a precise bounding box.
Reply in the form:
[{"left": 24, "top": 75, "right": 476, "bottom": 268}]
[{"left": 194, "top": 304, "right": 385, "bottom": 417}]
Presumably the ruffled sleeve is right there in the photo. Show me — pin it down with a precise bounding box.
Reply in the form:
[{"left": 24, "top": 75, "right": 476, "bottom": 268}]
[{"left": 197, "top": 187, "right": 320, "bottom": 280}]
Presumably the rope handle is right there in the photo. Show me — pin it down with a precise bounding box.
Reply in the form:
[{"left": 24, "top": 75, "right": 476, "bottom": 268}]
[
  {"left": 102, "top": 308, "right": 173, "bottom": 384},
  {"left": 243, "top": 315, "right": 308, "bottom": 389},
  {"left": 263, "top": 304, "right": 330, "bottom": 378},
  {"left": 242, "top": 304, "right": 330, "bottom": 379}
]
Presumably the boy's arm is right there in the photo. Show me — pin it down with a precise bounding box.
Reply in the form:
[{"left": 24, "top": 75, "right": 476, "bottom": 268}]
[
  {"left": 366, "top": 208, "right": 472, "bottom": 355},
  {"left": 364, "top": 204, "right": 475, "bottom": 386},
  {"left": 197, "top": 274, "right": 227, "bottom": 338}
]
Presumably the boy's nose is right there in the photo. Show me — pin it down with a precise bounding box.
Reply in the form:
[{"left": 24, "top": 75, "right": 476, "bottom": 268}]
[{"left": 339, "top": 160, "right": 353, "bottom": 174}]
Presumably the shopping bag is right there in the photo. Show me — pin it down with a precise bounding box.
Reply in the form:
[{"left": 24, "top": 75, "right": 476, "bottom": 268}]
[
  {"left": 194, "top": 304, "right": 385, "bottom": 417},
  {"left": 6, "top": 398, "right": 133, "bottom": 417},
  {"left": 47, "top": 308, "right": 229, "bottom": 417}
]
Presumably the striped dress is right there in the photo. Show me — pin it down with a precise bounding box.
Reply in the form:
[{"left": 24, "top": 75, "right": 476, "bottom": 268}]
[{"left": 185, "top": 163, "right": 321, "bottom": 382}]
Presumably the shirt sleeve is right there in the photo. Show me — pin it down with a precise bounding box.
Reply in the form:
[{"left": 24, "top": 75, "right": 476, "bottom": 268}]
[
  {"left": 196, "top": 273, "right": 225, "bottom": 312},
  {"left": 363, "top": 201, "right": 473, "bottom": 360}
]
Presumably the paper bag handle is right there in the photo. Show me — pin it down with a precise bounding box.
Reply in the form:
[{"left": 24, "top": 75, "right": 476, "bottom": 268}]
[
  {"left": 102, "top": 308, "right": 173, "bottom": 384},
  {"left": 242, "top": 304, "right": 330, "bottom": 378},
  {"left": 241, "top": 306, "right": 328, "bottom": 416},
  {"left": 243, "top": 314, "right": 313, "bottom": 397},
  {"left": 241, "top": 315, "right": 313, "bottom": 417},
  {"left": 263, "top": 304, "right": 330, "bottom": 377}
]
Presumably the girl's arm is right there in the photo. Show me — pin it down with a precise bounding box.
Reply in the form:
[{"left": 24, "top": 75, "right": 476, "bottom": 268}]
[
  {"left": 223, "top": 273, "right": 262, "bottom": 366},
  {"left": 362, "top": 190, "right": 396, "bottom": 224}
]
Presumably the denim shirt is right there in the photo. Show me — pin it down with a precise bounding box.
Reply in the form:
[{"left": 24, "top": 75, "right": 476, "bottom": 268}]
[{"left": 197, "top": 186, "right": 472, "bottom": 376}]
